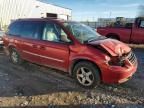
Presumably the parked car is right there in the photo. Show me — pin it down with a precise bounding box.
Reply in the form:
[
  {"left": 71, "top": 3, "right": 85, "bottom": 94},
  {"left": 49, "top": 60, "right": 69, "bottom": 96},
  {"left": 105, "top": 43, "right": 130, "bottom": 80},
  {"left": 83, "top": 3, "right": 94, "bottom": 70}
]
[
  {"left": 3, "top": 18, "right": 138, "bottom": 88},
  {"left": 0, "top": 31, "right": 4, "bottom": 48},
  {"left": 97, "top": 17, "right": 144, "bottom": 44}
]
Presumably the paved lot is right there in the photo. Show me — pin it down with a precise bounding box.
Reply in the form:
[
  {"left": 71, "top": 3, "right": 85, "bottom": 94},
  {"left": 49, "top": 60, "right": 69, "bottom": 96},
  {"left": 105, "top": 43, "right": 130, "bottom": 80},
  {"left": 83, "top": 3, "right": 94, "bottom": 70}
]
[{"left": 0, "top": 48, "right": 143, "bottom": 107}]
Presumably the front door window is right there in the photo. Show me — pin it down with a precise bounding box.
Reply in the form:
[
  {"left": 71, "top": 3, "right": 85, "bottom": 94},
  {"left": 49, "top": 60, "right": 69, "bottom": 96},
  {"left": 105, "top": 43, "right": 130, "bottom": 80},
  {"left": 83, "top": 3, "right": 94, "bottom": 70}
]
[{"left": 42, "top": 22, "right": 71, "bottom": 43}]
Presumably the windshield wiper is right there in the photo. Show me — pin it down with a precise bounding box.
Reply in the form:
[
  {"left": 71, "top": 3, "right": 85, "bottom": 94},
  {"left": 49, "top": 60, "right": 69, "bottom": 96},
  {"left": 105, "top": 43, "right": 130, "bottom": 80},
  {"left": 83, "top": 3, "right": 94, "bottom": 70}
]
[
  {"left": 84, "top": 36, "right": 107, "bottom": 44},
  {"left": 88, "top": 38, "right": 98, "bottom": 42},
  {"left": 83, "top": 38, "right": 97, "bottom": 44},
  {"left": 90, "top": 36, "right": 107, "bottom": 41}
]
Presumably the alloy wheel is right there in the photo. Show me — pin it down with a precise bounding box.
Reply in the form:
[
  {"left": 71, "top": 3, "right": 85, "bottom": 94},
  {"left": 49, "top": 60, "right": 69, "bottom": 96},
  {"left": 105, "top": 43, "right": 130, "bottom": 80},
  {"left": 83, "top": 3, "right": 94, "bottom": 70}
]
[
  {"left": 76, "top": 67, "right": 94, "bottom": 86},
  {"left": 11, "top": 51, "right": 19, "bottom": 63}
]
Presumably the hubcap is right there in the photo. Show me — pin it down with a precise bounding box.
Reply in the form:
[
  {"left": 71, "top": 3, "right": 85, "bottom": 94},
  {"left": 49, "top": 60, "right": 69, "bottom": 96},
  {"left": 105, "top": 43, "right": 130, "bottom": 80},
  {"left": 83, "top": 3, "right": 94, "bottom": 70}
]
[
  {"left": 11, "top": 51, "right": 18, "bottom": 63},
  {"left": 76, "top": 67, "right": 94, "bottom": 86}
]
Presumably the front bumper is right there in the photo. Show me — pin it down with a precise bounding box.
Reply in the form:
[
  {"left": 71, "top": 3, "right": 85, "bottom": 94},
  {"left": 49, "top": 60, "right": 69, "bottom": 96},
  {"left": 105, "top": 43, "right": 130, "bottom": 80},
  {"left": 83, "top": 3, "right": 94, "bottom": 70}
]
[{"left": 100, "top": 58, "right": 138, "bottom": 84}]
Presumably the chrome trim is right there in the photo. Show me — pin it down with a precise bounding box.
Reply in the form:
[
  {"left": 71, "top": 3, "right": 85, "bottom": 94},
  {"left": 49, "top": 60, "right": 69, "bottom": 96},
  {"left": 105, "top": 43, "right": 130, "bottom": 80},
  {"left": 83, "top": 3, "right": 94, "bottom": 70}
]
[
  {"left": 126, "top": 52, "right": 137, "bottom": 65},
  {"left": 23, "top": 50, "right": 64, "bottom": 63}
]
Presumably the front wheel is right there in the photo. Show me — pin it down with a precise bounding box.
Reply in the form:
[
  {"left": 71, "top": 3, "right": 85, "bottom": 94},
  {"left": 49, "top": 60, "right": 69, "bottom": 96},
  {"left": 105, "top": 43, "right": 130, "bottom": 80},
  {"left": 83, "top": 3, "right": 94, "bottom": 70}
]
[{"left": 73, "top": 61, "right": 101, "bottom": 89}]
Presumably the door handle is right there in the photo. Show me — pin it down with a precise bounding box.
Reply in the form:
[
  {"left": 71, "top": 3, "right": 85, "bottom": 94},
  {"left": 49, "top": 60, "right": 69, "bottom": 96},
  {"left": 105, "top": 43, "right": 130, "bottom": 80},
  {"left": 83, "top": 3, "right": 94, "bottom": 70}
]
[
  {"left": 40, "top": 46, "right": 46, "bottom": 50},
  {"left": 32, "top": 45, "right": 46, "bottom": 50},
  {"left": 32, "top": 45, "right": 37, "bottom": 48}
]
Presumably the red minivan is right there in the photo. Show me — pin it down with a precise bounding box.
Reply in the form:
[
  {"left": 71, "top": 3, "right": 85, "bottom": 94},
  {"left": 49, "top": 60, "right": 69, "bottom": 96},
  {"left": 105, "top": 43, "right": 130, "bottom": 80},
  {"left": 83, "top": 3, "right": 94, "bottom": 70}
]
[{"left": 3, "top": 18, "right": 138, "bottom": 88}]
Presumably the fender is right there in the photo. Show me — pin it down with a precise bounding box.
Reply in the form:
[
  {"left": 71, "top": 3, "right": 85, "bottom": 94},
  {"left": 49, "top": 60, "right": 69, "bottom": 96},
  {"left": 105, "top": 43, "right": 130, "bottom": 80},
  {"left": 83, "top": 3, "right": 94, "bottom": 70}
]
[
  {"left": 68, "top": 55, "right": 101, "bottom": 75},
  {"left": 106, "top": 33, "right": 120, "bottom": 40},
  {"left": 7, "top": 41, "right": 23, "bottom": 56}
]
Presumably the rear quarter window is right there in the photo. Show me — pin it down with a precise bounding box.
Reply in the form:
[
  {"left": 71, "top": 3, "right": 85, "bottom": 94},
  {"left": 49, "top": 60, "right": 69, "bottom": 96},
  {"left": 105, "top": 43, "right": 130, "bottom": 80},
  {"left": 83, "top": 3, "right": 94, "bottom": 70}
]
[{"left": 7, "top": 21, "right": 22, "bottom": 36}]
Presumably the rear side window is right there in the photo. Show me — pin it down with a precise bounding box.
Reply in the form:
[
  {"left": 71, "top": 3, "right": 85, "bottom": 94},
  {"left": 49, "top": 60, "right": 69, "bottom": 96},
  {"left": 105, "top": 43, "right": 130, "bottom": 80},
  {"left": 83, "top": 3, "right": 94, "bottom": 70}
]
[
  {"left": 20, "top": 21, "right": 44, "bottom": 39},
  {"left": 7, "top": 21, "right": 22, "bottom": 36}
]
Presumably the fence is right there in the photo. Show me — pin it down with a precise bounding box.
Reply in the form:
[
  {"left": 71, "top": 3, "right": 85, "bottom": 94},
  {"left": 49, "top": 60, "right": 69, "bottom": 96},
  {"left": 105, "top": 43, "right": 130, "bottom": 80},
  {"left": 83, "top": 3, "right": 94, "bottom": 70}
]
[{"left": 81, "top": 21, "right": 113, "bottom": 29}]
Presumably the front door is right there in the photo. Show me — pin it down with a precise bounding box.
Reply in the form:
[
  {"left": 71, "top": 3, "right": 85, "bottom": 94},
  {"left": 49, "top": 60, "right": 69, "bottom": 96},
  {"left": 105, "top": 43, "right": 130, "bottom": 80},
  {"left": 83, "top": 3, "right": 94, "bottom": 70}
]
[{"left": 38, "top": 22, "right": 71, "bottom": 72}]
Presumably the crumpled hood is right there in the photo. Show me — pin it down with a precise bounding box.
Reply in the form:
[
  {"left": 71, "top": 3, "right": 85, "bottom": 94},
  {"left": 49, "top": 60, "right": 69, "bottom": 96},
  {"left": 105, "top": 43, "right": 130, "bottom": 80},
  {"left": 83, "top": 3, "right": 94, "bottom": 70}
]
[{"left": 88, "top": 39, "right": 131, "bottom": 56}]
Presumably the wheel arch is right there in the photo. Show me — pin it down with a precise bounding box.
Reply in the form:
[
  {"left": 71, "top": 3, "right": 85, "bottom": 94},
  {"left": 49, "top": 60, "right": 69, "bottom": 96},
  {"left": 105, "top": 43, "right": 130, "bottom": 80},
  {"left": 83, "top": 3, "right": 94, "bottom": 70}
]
[
  {"left": 8, "top": 45, "right": 16, "bottom": 51},
  {"left": 69, "top": 59, "right": 102, "bottom": 80},
  {"left": 8, "top": 44, "right": 22, "bottom": 57},
  {"left": 7, "top": 43, "right": 18, "bottom": 50},
  {"left": 106, "top": 33, "right": 120, "bottom": 40},
  {"left": 5, "top": 44, "right": 17, "bottom": 55}
]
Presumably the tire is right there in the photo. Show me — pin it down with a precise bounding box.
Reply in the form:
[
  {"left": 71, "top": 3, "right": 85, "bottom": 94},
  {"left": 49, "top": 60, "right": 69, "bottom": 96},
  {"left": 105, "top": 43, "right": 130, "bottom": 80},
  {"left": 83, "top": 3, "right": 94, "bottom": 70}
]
[
  {"left": 73, "top": 61, "right": 101, "bottom": 89},
  {"left": 9, "top": 48, "right": 23, "bottom": 65}
]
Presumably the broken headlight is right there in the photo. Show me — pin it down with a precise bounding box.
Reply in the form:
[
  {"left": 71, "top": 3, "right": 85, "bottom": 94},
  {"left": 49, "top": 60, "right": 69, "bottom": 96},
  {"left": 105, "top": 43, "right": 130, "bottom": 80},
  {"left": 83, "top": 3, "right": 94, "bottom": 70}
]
[{"left": 108, "top": 56, "right": 125, "bottom": 66}]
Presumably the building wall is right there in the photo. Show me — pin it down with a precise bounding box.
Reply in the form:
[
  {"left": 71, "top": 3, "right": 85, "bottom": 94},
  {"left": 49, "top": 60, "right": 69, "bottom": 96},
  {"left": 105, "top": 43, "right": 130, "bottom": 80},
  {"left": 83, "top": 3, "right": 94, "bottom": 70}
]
[
  {"left": 0, "top": 0, "right": 36, "bottom": 27},
  {"left": 0, "top": 0, "right": 71, "bottom": 29},
  {"left": 33, "top": 1, "right": 72, "bottom": 19}
]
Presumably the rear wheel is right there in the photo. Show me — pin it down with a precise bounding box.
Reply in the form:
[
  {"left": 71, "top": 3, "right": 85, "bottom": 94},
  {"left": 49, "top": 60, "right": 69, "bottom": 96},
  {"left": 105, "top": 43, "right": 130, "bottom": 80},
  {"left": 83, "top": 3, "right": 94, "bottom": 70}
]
[
  {"left": 73, "top": 61, "right": 101, "bottom": 89},
  {"left": 10, "top": 48, "right": 23, "bottom": 64}
]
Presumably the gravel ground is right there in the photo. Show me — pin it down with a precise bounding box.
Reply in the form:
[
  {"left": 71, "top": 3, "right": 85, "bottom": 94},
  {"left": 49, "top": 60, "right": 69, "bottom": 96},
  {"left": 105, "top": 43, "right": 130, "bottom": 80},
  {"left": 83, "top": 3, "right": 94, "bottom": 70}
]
[{"left": 0, "top": 48, "right": 143, "bottom": 108}]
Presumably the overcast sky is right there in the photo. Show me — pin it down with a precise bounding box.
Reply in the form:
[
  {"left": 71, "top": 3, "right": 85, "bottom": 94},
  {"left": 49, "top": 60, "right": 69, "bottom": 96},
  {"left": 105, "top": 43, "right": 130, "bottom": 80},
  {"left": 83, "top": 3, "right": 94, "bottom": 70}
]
[{"left": 44, "top": 0, "right": 144, "bottom": 21}]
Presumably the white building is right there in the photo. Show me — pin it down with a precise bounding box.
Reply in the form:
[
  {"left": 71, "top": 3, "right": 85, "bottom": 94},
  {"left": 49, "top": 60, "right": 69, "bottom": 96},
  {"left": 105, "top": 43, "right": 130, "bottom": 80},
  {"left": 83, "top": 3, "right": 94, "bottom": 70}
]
[{"left": 0, "top": 0, "right": 72, "bottom": 29}]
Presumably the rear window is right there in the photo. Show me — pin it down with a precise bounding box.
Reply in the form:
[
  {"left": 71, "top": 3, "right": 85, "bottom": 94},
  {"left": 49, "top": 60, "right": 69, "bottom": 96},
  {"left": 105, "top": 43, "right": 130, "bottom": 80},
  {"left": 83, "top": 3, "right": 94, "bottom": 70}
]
[{"left": 7, "top": 20, "right": 45, "bottom": 39}]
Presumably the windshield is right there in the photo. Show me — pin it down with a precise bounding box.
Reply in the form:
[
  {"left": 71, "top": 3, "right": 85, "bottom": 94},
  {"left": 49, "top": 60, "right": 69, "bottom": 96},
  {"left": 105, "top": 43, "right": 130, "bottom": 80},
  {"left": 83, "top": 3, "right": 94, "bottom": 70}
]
[{"left": 63, "top": 22, "right": 102, "bottom": 43}]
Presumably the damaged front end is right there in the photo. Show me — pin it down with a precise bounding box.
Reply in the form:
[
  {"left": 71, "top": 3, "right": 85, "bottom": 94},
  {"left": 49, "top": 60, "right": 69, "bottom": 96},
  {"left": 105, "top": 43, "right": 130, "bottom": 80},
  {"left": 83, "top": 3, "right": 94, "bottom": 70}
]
[
  {"left": 87, "top": 38, "right": 137, "bottom": 84},
  {"left": 107, "top": 51, "right": 137, "bottom": 67},
  {"left": 88, "top": 39, "right": 137, "bottom": 67}
]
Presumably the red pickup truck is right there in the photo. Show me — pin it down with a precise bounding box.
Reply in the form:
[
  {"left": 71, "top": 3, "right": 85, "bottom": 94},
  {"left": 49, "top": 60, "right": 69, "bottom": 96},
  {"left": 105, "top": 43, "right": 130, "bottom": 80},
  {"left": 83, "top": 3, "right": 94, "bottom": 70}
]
[{"left": 97, "top": 17, "right": 144, "bottom": 44}]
